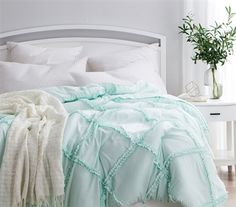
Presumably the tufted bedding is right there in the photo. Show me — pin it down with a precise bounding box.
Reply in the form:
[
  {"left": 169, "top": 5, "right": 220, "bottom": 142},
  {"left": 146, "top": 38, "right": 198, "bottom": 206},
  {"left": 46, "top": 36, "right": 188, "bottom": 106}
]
[{"left": 0, "top": 82, "right": 227, "bottom": 207}]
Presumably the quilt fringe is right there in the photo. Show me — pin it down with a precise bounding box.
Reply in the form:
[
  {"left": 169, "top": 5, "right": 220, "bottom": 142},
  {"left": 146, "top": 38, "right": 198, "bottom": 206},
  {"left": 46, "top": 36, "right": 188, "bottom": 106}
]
[{"left": 18, "top": 195, "right": 64, "bottom": 207}]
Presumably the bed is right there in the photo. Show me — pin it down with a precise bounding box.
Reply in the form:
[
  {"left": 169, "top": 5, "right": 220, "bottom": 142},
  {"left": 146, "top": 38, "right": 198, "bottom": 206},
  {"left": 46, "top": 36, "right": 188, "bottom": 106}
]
[{"left": 0, "top": 25, "right": 226, "bottom": 207}]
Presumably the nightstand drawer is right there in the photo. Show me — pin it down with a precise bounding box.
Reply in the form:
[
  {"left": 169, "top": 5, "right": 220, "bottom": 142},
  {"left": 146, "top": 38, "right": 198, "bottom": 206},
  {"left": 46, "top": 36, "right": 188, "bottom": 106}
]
[{"left": 197, "top": 105, "right": 236, "bottom": 121}]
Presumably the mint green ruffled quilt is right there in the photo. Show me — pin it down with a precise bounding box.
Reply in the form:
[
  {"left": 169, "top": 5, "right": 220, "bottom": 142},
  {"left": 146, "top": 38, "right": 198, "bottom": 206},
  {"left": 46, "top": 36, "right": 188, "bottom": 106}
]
[{"left": 0, "top": 82, "right": 227, "bottom": 207}]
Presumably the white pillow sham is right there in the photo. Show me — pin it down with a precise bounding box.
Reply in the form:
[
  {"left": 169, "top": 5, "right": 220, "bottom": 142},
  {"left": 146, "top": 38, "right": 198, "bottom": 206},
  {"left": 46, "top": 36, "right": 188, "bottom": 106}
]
[
  {"left": 87, "top": 43, "right": 160, "bottom": 72},
  {"left": 7, "top": 42, "right": 83, "bottom": 65},
  {"left": 0, "top": 58, "right": 87, "bottom": 94},
  {"left": 72, "top": 60, "right": 167, "bottom": 93}
]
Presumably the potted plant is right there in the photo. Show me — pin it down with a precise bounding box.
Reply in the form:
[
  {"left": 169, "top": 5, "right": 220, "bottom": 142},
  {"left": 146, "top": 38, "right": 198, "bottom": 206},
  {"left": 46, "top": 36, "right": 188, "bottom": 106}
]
[{"left": 179, "top": 6, "right": 236, "bottom": 99}]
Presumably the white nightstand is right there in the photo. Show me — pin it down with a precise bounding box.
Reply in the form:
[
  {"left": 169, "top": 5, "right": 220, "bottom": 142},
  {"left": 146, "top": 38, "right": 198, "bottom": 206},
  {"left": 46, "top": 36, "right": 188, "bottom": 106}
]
[{"left": 191, "top": 100, "right": 236, "bottom": 173}]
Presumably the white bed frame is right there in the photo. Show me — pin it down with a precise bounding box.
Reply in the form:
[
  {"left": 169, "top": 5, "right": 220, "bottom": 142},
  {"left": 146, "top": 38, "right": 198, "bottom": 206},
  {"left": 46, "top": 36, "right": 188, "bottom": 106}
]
[
  {"left": 0, "top": 25, "right": 166, "bottom": 84},
  {"left": 0, "top": 25, "right": 179, "bottom": 207}
]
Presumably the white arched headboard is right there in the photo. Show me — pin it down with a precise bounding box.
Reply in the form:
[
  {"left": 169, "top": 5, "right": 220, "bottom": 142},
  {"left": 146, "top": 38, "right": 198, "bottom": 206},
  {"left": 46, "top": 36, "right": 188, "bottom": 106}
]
[{"left": 0, "top": 25, "right": 166, "bottom": 83}]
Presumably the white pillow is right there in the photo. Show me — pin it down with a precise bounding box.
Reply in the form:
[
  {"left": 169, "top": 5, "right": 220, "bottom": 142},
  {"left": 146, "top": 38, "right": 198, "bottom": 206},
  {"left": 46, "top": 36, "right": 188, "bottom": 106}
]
[
  {"left": 72, "top": 60, "right": 167, "bottom": 93},
  {"left": 7, "top": 42, "right": 83, "bottom": 65},
  {"left": 87, "top": 43, "right": 160, "bottom": 72},
  {"left": 0, "top": 58, "right": 87, "bottom": 94}
]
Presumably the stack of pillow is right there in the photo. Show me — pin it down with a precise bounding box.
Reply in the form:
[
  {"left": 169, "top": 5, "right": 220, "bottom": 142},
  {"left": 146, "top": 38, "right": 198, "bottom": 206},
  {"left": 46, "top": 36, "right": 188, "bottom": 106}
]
[{"left": 0, "top": 41, "right": 166, "bottom": 94}]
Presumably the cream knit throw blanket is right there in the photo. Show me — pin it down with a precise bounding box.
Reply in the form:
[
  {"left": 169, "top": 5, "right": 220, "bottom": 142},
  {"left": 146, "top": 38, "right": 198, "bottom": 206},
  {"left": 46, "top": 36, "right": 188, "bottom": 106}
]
[{"left": 0, "top": 90, "right": 67, "bottom": 207}]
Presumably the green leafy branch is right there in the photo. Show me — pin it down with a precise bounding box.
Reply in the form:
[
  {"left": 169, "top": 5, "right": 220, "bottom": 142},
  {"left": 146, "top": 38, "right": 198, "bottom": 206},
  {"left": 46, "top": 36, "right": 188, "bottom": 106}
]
[{"left": 179, "top": 6, "right": 236, "bottom": 69}]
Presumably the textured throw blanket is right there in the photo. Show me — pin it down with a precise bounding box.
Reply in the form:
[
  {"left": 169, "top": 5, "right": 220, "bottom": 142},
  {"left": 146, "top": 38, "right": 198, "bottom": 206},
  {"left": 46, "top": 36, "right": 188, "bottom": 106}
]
[{"left": 0, "top": 90, "right": 67, "bottom": 207}]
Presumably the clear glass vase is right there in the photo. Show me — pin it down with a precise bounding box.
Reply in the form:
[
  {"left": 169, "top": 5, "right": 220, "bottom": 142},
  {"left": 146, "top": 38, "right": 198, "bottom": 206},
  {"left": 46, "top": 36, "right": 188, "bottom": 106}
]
[{"left": 204, "top": 64, "right": 223, "bottom": 99}]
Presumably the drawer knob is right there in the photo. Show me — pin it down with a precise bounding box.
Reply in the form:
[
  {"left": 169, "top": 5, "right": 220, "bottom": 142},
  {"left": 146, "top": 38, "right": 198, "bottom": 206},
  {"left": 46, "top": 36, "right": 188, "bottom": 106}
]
[{"left": 210, "top": 112, "right": 221, "bottom": 116}]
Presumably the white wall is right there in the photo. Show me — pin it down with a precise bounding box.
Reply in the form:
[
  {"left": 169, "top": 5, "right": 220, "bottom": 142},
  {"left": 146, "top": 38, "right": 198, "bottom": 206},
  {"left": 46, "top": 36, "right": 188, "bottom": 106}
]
[{"left": 0, "top": 0, "right": 184, "bottom": 95}]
